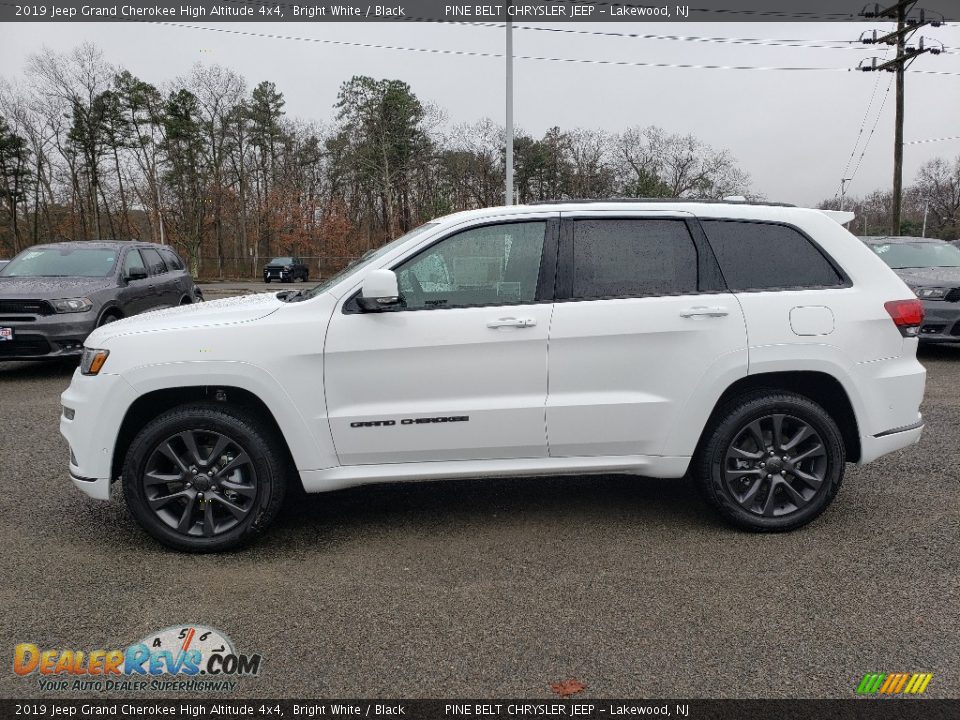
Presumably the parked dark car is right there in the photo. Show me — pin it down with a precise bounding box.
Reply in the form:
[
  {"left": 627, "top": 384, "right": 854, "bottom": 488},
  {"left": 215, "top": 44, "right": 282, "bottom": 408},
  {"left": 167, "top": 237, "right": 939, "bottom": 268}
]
[
  {"left": 0, "top": 241, "right": 202, "bottom": 361},
  {"left": 263, "top": 256, "right": 309, "bottom": 283},
  {"left": 863, "top": 236, "right": 960, "bottom": 343}
]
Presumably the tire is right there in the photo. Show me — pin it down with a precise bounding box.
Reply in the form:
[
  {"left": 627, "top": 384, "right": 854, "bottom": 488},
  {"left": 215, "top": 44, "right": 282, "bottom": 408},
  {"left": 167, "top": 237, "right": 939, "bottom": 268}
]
[
  {"left": 694, "top": 390, "right": 845, "bottom": 532},
  {"left": 97, "top": 310, "right": 121, "bottom": 327},
  {"left": 264, "top": 277, "right": 272, "bottom": 284},
  {"left": 122, "top": 402, "right": 288, "bottom": 552}
]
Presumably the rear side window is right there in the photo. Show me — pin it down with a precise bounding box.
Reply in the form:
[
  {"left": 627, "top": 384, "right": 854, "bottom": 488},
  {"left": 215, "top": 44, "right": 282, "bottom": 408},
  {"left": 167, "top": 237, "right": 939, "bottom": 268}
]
[
  {"left": 701, "top": 220, "right": 844, "bottom": 291},
  {"left": 571, "top": 219, "right": 698, "bottom": 299},
  {"left": 140, "top": 248, "right": 167, "bottom": 276},
  {"left": 159, "top": 248, "right": 185, "bottom": 271}
]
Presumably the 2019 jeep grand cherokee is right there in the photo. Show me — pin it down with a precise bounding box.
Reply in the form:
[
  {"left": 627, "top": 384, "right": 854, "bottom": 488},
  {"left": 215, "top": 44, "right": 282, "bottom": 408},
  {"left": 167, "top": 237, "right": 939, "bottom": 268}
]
[{"left": 60, "top": 201, "right": 926, "bottom": 552}]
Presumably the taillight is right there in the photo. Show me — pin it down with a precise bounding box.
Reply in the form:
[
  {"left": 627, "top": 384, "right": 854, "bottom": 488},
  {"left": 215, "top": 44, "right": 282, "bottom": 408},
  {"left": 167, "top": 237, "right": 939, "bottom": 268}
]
[{"left": 884, "top": 299, "right": 924, "bottom": 337}]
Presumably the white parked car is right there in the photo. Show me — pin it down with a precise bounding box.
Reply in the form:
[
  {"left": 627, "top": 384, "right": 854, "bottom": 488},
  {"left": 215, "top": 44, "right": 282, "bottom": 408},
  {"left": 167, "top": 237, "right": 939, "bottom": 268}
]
[{"left": 61, "top": 201, "right": 927, "bottom": 551}]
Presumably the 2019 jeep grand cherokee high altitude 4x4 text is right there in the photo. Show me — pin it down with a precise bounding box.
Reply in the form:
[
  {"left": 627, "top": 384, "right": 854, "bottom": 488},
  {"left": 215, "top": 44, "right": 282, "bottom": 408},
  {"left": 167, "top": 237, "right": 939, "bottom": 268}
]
[{"left": 60, "top": 201, "right": 927, "bottom": 551}]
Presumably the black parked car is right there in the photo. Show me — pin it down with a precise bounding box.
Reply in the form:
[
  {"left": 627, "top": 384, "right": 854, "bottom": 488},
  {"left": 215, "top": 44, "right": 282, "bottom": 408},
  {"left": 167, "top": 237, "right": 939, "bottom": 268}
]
[
  {"left": 863, "top": 236, "right": 960, "bottom": 343},
  {"left": 0, "top": 241, "right": 202, "bottom": 361},
  {"left": 263, "top": 256, "right": 309, "bottom": 283}
]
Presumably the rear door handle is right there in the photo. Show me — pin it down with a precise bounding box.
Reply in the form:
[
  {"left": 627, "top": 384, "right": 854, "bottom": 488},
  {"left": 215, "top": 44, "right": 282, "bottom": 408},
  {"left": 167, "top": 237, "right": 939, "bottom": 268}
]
[
  {"left": 487, "top": 317, "right": 536, "bottom": 329},
  {"left": 680, "top": 306, "right": 729, "bottom": 318}
]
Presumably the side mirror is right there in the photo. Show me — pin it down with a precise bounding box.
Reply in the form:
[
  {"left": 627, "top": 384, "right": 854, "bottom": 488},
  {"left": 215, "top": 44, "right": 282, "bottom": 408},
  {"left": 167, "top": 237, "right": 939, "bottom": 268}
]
[
  {"left": 357, "top": 269, "right": 401, "bottom": 312},
  {"left": 126, "top": 267, "right": 148, "bottom": 282}
]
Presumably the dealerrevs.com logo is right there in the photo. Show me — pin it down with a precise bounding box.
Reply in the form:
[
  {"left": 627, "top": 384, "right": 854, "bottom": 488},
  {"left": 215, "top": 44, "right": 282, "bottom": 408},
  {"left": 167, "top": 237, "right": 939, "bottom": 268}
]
[
  {"left": 13, "top": 625, "right": 262, "bottom": 693},
  {"left": 856, "top": 673, "right": 933, "bottom": 696}
]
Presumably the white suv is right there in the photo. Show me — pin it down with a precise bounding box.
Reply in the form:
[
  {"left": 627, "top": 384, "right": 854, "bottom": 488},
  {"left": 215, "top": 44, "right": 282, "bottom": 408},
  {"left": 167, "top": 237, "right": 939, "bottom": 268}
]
[{"left": 60, "top": 201, "right": 927, "bottom": 551}]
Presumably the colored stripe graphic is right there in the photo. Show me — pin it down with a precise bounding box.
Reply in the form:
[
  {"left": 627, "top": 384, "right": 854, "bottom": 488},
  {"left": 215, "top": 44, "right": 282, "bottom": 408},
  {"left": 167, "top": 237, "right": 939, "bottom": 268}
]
[{"left": 857, "top": 672, "right": 932, "bottom": 695}]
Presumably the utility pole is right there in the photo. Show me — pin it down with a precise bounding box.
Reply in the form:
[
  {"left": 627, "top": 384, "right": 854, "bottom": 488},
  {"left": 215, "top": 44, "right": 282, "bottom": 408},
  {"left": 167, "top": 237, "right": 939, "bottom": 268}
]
[
  {"left": 859, "top": 2, "right": 943, "bottom": 234},
  {"left": 505, "top": 15, "right": 514, "bottom": 206}
]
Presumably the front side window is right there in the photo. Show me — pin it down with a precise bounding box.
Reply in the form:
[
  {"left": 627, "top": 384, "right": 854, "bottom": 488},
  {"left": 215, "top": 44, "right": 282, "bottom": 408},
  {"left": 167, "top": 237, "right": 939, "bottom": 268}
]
[
  {"left": 394, "top": 221, "right": 546, "bottom": 310},
  {"left": 701, "top": 220, "right": 844, "bottom": 291},
  {"left": 140, "top": 248, "right": 167, "bottom": 276},
  {"left": 159, "top": 248, "right": 185, "bottom": 271},
  {"left": 122, "top": 249, "right": 146, "bottom": 276},
  {"left": 570, "top": 219, "right": 698, "bottom": 299}
]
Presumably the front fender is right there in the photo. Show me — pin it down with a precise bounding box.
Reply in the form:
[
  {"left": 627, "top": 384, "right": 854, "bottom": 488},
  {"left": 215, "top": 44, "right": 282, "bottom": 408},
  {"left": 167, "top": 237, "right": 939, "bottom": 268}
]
[{"left": 119, "top": 360, "right": 337, "bottom": 474}]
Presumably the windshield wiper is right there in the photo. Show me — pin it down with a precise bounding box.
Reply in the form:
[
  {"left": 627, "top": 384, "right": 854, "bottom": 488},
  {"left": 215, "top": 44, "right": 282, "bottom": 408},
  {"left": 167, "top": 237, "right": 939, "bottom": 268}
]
[{"left": 276, "top": 289, "right": 304, "bottom": 302}]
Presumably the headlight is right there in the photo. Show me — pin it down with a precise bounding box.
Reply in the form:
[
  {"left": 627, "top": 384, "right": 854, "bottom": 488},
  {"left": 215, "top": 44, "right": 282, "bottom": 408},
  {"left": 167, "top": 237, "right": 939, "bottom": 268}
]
[
  {"left": 50, "top": 297, "right": 93, "bottom": 313},
  {"left": 913, "top": 287, "right": 946, "bottom": 299},
  {"left": 80, "top": 347, "right": 109, "bottom": 376},
  {"left": 283, "top": 265, "right": 292, "bottom": 271}
]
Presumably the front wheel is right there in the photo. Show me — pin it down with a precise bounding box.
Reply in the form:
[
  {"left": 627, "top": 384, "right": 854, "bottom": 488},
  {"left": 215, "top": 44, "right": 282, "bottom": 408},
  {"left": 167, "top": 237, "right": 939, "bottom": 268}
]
[
  {"left": 695, "top": 391, "right": 844, "bottom": 532},
  {"left": 122, "top": 403, "right": 288, "bottom": 552}
]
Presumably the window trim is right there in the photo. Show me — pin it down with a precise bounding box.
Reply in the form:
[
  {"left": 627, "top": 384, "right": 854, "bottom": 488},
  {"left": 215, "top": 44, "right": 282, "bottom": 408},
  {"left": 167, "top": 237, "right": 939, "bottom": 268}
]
[
  {"left": 343, "top": 218, "right": 559, "bottom": 314},
  {"left": 555, "top": 216, "right": 721, "bottom": 302},
  {"left": 697, "top": 218, "right": 852, "bottom": 293}
]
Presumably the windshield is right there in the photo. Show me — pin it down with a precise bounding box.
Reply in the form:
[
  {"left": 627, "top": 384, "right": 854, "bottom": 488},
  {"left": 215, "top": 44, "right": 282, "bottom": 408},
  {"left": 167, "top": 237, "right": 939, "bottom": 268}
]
[
  {"left": 869, "top": 241, "right": 960, "bottom": 269},
  {"left": 269, "top": 257, "right": 294, "bottom": 265},
  {"left": 0, "top": 247, "right": 119, "bottom": 278},
  {"left": 291, "top": 223, "right": 438, "bottom": 302}
]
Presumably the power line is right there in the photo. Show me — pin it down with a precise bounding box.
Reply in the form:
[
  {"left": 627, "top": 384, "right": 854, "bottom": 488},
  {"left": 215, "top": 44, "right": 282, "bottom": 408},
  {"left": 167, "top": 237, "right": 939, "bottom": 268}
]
[
  {"left": 849, "top": 74, "right": 896, "bottom": 186},
  {"left": 156, "top": 23, "right": 954, "bottom": 74},
  {"left": 905, "top": 134, "right": 960, "bottom": 144},
  {"left": 836, "top": 50, "right": 889, "bottom": 199},
  {"left": 467, "top": 22, "right": 953, "bottom": 52}
]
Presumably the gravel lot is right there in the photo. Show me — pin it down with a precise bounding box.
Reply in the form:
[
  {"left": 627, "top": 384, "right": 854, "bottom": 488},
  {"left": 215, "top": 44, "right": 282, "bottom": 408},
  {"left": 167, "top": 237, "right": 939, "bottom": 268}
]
[{"left": 1, "top": 285, "right": 957, "bottom": 699}]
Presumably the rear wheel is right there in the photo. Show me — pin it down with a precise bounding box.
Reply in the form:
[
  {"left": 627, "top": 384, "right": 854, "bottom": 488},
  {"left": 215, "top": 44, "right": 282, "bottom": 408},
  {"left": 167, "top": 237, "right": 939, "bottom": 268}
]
[
  {"left": 695, "top": 391, "right": 844, "bottom": 532},
  {"left": 122, "top": 403, "right": 287, "bottom": 552}
]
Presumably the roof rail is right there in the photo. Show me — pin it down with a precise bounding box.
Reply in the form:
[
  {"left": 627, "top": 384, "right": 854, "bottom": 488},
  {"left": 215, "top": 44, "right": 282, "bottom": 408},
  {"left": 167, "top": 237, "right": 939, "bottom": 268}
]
[{"left": 529, "top": 197, "right": 796, "bottom": 208}]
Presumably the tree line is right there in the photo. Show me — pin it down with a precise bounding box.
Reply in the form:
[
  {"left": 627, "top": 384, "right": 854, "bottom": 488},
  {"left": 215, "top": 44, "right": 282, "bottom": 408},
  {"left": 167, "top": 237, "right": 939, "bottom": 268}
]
[
  {"left": 0, "top": 42, "right": 955, "bottom": 279},
  {"left": 817, "top": 157, "right": 960, "bottom": 240},
  {"left": 0, "top": 42, "right": 753, "bottom": 277}
]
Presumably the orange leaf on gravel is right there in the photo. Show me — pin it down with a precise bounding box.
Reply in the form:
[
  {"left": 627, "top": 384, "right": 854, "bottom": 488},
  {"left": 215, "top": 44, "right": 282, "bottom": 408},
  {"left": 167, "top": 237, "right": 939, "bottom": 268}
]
[{"left": 550, "top": 678, "right": 587, "bottom": 698}]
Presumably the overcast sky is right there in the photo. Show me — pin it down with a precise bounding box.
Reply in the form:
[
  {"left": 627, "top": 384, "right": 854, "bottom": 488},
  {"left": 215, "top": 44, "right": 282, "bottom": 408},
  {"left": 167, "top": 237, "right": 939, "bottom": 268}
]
[{"left": 1, "top": 20, "right": 958, "bottom": 206}]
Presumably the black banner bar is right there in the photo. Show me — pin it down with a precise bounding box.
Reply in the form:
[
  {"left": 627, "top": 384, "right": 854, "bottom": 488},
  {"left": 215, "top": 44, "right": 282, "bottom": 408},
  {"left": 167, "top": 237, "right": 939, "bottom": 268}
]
[
  {"left": 2, "top": 700, "right": 959, "bottom": 720},
  {"left": 1, "top": 0, "right": 957, "bottom": 24}
]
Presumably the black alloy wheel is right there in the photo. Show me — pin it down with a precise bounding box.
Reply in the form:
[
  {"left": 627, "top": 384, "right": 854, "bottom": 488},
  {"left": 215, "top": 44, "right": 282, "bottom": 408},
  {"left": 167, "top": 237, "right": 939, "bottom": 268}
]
[
  {"left": 695, "top": 391, "right": 845, "bottom": 532},
  {"left": 122, "top": 403, "right": 288, "bottom": 552}
]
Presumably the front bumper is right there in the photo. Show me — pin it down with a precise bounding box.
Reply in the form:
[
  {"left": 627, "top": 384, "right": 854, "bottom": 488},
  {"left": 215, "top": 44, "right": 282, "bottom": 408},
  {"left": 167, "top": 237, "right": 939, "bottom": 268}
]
[
  {"left": 917, "top": 300, "right": 960, "bottom": 342},
  {"left": 60, "top": 369, "right": 138, "bottom": 500},
  {"left": 263, "top": 268, "right": 291, "bottom": 281},
  {"left": 0, "top": 312, "right": 98, "bottom": 361}
]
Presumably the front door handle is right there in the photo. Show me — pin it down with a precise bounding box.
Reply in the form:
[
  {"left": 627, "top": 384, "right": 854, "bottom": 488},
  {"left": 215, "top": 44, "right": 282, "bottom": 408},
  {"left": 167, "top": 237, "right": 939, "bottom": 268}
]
[
  {"left": 487, "top": 317, "right": 536, "bottom": 329},
  {"left": 680, "top": 306, "right": 729, "bottom": 318}
]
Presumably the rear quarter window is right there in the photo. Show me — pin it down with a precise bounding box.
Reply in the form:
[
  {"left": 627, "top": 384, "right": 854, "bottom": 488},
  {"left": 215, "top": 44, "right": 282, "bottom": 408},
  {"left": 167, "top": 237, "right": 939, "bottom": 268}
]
[{"left": 700, "top": 220, "right": 845, "bottom": 291}]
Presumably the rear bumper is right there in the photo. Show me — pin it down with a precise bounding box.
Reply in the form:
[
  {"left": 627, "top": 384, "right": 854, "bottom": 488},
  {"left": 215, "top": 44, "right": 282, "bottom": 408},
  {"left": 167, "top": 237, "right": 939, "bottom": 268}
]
[
  {"left": 851, "top": 350, "right": 926, "bottom": 464},
  {"left": 858, "top": 419, "right": 924, "bottom": 465},
  {"left": 69, "top": 471, "right": 111, "bottom": 500},
  {"left": 0, "top": 313, "right": 98, "bottom": 361}
]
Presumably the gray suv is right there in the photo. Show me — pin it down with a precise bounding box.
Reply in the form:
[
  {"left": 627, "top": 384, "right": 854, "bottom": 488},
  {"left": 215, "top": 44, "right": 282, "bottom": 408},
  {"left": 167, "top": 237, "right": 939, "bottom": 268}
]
[{"left": 0, "top": 241, "right": 202, "bottom": 361}]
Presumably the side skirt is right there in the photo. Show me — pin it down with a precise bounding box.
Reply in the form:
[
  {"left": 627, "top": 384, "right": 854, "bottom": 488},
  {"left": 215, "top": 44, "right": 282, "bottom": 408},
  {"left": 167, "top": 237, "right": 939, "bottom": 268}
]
[{"left": 298, "top": 454, "right": 692, "bottom": 493}]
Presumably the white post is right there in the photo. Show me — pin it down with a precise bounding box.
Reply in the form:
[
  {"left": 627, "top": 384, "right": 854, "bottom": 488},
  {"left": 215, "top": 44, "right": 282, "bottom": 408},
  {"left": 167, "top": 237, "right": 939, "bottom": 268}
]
[
  {"left": 922, "top": 201, "right": 929, "bottom": 237},
  {"left": 505, "top": 17, "right": 514, "bottom": 206}
]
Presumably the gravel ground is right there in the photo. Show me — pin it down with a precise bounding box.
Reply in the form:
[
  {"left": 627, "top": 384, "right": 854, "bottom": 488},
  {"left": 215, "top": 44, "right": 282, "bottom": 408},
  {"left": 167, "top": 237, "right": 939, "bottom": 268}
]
[{"left": 0, "top": 300, "right": 957, "bottom": 699}]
